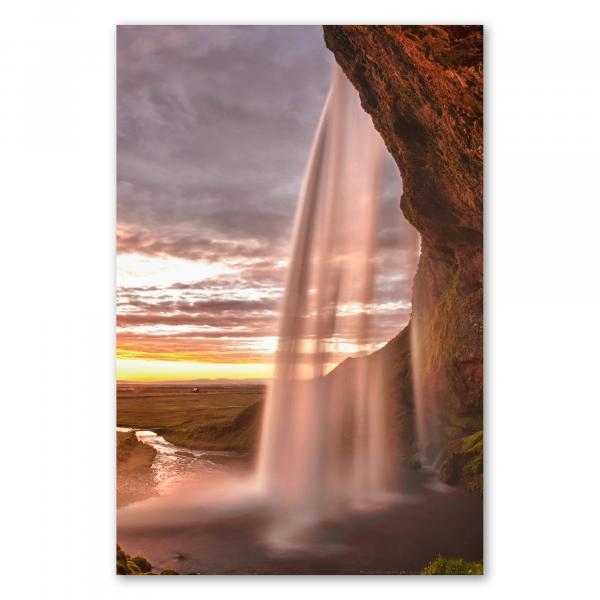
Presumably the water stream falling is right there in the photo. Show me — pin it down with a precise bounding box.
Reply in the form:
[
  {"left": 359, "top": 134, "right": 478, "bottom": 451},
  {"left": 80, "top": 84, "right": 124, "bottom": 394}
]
[
  {"left": 255, "top": 65, "right": 398, "bottom": 547},
  {"left": 410, "top": 324, "right": 441, "bottom": 468},
  {"left": 119, "top": 65, "right": 419, "bottom": 553}
]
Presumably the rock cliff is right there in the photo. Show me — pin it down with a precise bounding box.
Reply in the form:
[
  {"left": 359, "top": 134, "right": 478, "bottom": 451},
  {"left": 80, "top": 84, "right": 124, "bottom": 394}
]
[{"left": 323, "top": 25, "right": 483, "bottom": 489}]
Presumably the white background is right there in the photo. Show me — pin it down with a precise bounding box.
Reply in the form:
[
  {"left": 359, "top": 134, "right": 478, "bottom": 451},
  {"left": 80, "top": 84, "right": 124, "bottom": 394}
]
[{"left": 1, "top": 1, "right": 599, "bottom": 598}]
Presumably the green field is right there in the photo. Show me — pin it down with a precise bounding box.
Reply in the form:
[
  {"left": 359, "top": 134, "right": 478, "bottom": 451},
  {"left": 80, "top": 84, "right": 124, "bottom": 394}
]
[{"left": 116, "top": 384, "right": 265, "bottom": 453}]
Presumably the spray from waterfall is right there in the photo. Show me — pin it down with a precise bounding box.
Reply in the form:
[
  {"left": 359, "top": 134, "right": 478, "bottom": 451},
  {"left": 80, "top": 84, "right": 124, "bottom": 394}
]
[
  {"left": 255, "top": 65, "right": 398, "bottom": 547},
  {"left": 409, "top": 245, "right": 441, "bottom": 468},
  {"left": 118, "top": 65, "right": 420, "bottom": 552},
  {"left": 410, "top": 312, "right": 438, "bottom": 467}
]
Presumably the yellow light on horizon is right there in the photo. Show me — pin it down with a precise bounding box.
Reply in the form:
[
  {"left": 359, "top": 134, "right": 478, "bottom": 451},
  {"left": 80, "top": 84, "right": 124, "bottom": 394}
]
[{"left": 116, "top": 358, "right": 274, "bottom": 382}]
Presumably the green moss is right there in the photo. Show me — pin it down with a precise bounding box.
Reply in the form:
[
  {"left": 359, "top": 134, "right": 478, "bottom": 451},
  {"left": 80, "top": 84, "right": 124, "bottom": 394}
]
[
  {"left": 130, "top": 556, "right": 152, "bottom": 573},
  {"left": 116, "top": 560, "right": 130, "bottom": 575},
  {"left": 126, "top": 560, "right": 142, "bottom": 574},
  {"left": 422, "top": 556, "right": 483, "bottom": 575},
  {"left": 116, "top": 544, "right": 127, "bottom": 563},
  {"left": 462, "top": 430, "right": 483, "bottom": 451},
  {"left": 117, "top": 543, "right": 155, "bottom": 576},
  {"left": 420, "top": 264, "right": 461, "bottom": 372},
  {"left": 438, "top": 429, "right": 483, "bottom": 494}
]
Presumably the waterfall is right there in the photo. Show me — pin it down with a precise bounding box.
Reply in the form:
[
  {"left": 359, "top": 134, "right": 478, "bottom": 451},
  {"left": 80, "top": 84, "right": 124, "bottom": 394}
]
[
  {"left": 410, "top": 312, "right": 439, "bottom": 467},
  {"left": 409, "top": 249, "right": 440, "bottom": 468},
  {"left": 255, "top": 65, "right": 397, "bottom": 548}
]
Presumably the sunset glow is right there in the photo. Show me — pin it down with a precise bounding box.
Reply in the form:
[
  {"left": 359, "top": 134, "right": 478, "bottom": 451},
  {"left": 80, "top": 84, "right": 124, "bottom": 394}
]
[
  {"left": 117, "top": 358, "right": 274, "bottom": 382},
  {"left": 116, "top": 26, "right": 419, "bottom": 383}
]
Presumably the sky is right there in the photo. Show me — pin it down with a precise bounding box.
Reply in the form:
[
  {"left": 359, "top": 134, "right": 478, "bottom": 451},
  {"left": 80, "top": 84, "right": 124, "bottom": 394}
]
[{"left": 117, "top": 25, "right": 420, "bottom": 382}]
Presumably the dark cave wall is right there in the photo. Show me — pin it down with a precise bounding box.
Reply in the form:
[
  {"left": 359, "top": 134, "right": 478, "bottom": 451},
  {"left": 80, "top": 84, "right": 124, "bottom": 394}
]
[{"left": 323, "top": 25, "right": 483, "bottom": 483}]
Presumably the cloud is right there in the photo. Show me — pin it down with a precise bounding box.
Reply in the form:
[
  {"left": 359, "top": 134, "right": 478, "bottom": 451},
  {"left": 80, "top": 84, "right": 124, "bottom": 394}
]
[
  {"left": 117, "top": 26, "right": 332, "bottom": 252},
  {"left": 117, "top": 26, "right": 421, "bottom": 372}
]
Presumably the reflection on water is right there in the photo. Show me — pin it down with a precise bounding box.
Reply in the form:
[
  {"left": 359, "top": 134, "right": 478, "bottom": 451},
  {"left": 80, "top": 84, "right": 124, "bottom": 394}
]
[
  {"left": 117, "top": 427, "right": 240, "bottom": 493},
  {"left": 117, "top": 424, "right": 460, "bottom": 556}
]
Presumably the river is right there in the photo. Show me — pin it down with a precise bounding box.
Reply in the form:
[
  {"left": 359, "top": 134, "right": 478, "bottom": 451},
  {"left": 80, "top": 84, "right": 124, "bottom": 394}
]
[{"left": 117, "top": 427, "right": 242, "bottom": 494}]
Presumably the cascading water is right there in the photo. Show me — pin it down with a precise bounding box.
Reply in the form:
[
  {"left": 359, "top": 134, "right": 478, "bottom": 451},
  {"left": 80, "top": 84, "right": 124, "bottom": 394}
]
[
  {"left": 118, "top": 64, "right": 421, "bottom": 557},
  {"left": 410, "top": 313, "right": 440, "bottom": 468},
  {"left": 409, "top": 247, "right": 441, "bottom": 468},
  {"left": 256, "top": 65, "right": 398, "bottom": 547}
]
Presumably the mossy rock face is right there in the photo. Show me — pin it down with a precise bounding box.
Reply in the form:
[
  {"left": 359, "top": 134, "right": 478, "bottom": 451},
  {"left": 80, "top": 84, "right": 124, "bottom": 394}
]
[
  {"left": 116, "top": 544, "right": 127, "bottom": 563},
  {"left": 116, "top": 543, "right": 156, "bottom": 575},
  {"left": 126, "top": 560, "right": 142, "bottom": 574},
  {"left": 323, "top": 25, "right": 484, "bottom": 493},
  {"left": 160, "top": 568, "right": 180, "bottom": 575},
  {"left": 438, "top": 430, "right": 483, "bottom": 494},
  {"left": 116, "top": 560, "right": 130, "bottom": 575},
  {"left": 422, "top": 556, "right": 483, "bottom": 575},
  {"left": 130, "top": 556, "right": 152, "bottom": 573}
]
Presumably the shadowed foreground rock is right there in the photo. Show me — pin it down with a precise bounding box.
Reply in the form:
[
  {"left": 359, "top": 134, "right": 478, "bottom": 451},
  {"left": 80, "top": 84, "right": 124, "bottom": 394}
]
[
  {"left": 117, "top": 544, "right": 179, "bottom": 575},
  {"left": 438, "top": 430, "right": 483, "bottom": 494},
  {"left": 323, "top": 25, "right": 483, "bottom": 490}
]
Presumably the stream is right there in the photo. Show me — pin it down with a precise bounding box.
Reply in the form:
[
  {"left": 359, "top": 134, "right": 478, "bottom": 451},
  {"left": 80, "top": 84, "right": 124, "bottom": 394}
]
[{"left": 117, "top": 427, "right": 242, "bottom": 493}]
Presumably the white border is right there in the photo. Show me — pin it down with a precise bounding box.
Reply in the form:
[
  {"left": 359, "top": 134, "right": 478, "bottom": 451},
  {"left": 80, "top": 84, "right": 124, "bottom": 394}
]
[{"left": 1, "top": 1, "right": 599, "bottom": 597}]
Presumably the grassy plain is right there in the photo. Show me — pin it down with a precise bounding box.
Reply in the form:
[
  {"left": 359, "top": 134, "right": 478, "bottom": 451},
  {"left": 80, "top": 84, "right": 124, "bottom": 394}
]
[{"left": 116, "top": 384, "right": 265, "bottom": 453}]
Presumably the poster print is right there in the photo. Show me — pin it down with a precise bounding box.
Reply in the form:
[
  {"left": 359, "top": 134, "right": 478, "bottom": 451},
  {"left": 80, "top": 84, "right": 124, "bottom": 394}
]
[{"left": 117, "top": 25, "right": 483, "bottom": 575}]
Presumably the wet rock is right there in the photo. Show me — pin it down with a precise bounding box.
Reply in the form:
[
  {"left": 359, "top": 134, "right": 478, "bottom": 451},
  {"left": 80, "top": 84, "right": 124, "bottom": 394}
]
[
  {"left": 438, "top": 430, "right": 483, "bottom": 494},
  {"left": 406, "top": 454, "right": 422, "bottom": 470},
  {"left": 116, "top": 544, "right": 154, "bottom": 576},
  {"left": 323, "top": 26, "right": 484, "bottom": 491},
  {"left": 130, "top": 555, "right": 152, "bottom": 573}
]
